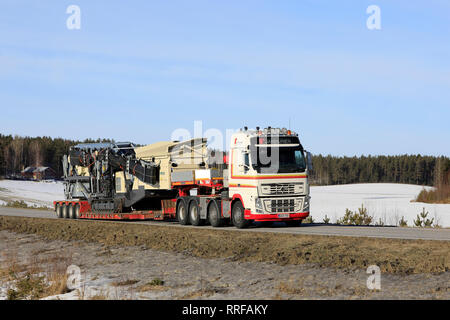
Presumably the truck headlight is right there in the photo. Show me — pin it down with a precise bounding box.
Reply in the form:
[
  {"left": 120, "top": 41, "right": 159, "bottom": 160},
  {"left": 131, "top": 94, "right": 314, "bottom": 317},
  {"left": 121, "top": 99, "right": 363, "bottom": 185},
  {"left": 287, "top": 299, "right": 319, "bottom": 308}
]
[
  {"left": 303, "top": 196, "right": 310, "bottom": 212},
  {"left": 255, "top": 198, "right": 263, "bottom": 213}
]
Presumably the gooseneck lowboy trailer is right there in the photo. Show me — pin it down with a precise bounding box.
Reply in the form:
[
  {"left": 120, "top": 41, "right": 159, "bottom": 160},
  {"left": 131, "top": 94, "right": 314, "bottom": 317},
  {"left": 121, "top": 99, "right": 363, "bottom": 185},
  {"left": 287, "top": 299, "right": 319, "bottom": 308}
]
[{"left": 54, "top": 127, "right": 312, "bottom": 228}]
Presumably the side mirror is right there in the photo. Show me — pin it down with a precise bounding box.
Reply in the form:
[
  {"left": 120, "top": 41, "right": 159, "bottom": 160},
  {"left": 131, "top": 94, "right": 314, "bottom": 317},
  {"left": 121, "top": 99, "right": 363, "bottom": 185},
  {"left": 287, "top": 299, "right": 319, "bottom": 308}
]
[
  {"left": 306, "top": 151, "right": 313, "bottom": 172},
  {"left": 171, "top": 163, "right": 178, "bottom": 167}
]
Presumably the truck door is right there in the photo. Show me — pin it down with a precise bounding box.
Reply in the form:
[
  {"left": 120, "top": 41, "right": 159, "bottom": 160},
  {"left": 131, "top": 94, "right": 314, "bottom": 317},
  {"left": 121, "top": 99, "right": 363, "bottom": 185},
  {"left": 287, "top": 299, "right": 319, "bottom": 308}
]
[{"left": 233, "top": 148, "right": 250, "bottom": 176}]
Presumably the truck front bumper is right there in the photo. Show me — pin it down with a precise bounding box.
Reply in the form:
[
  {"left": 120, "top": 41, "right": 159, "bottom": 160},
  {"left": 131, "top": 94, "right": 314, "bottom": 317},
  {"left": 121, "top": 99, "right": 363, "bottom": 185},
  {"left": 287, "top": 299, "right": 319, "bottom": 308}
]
[{"left": 244, "top": 209, "right": 309, "bottom": 222}]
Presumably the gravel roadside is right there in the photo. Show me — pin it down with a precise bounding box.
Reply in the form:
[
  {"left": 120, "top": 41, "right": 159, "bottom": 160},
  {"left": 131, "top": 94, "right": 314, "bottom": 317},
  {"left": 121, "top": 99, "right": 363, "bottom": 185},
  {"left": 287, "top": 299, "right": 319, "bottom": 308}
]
[{"left": 0, "top": 230, "right": 448, "bottom": 300}]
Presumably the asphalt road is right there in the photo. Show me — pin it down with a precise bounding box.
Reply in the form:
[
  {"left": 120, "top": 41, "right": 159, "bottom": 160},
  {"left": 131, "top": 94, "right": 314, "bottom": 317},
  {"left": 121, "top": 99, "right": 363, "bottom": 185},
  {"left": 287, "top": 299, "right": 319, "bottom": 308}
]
[{"left": 1, "top": 207, "right": 449, "bottom": 241}]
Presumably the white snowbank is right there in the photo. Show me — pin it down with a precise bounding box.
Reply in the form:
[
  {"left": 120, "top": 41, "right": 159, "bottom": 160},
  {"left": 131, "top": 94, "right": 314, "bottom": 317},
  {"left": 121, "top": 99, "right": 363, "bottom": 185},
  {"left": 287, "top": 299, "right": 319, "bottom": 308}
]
[
  {"left": 0, "top": 180, "right": 64, "bottom": 208},
  {"left": 310, "top": 183, "right": 450, "bottom": 227}
]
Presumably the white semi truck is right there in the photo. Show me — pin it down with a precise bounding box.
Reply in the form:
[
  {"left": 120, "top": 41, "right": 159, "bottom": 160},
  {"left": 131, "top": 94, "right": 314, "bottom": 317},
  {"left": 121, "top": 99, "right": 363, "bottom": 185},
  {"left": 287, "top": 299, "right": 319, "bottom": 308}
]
[{"left": 55, "top": 127, "right": 312, "bottom": 228}]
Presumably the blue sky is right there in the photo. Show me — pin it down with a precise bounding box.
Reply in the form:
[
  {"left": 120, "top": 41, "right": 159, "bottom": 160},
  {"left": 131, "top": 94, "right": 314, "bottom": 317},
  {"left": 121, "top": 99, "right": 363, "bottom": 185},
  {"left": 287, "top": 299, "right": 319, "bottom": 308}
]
[{"left": 0, "top": 0, "right": 449, "bottom": 156}]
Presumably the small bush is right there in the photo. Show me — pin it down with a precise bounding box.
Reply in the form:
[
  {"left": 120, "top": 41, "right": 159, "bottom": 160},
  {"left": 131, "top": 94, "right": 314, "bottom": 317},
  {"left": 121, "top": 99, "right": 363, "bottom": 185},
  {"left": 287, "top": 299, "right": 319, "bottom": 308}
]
[
  {"left": 323, "top": 215, "right": 330, "bottom": 224},
  {"left": 416, "top": 184, "right": 450, "bottom": 204},
  {"left": 413, "top": 208, "right": 434, "bottom": 228},
  {"left": 5, "top": 200, "right": 29, "bottom": 209},
  {"left": 7, "top": 273, "right": 46, "bottom": 300},
  {"left": 148, "top": 278, "right": 164, "bottom": 286},
  {"left": 303, "top": 216, "right": 314, "bottom": 224},
  {"left": 1, "top": 200, "right": 49, "bottom": 210},
  {"left": 398, "top": 216, "right": 408, "bottom": 227},
  {"left": 137, "top": 278, "right": 166, "bottom": 292},
  {"left": 375, "top": 218, "right": 384, "bottom": 226},
  {"left": 337, "top": 204, "right": 373, "bottom": 226}
]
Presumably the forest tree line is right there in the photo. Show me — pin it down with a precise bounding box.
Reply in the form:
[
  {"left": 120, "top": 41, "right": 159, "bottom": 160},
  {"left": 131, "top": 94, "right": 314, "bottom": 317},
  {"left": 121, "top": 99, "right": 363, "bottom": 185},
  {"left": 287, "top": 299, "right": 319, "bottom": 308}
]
[
  {"left": 0, "top": 134, "right": 113, "bottom": 178},
  {"left": 310, "top": 154, "right": 450, "bottom": 186},
  {"left": 0, "top": 133, "right": 449, "bottom": 186}
]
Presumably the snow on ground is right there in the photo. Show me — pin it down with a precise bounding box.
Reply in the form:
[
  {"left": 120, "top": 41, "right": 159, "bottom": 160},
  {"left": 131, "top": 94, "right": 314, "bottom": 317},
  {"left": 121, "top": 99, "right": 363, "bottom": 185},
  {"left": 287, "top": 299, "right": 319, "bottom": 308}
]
[
  {"left": 310, "top": 183, "right": 450, "bottom": 227},
  {"left": 0, "top": 180, "right": 448, "bottom": 227},
  {"left": 0, "top": 180, "right": 64, "bottom": 208}
]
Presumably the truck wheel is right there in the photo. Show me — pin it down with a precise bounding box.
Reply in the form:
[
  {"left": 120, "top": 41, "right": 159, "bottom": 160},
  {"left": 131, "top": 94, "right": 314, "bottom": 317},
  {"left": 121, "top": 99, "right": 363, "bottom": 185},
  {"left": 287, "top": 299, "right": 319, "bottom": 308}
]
[
  {"left": 62, "top": 204, "right": 70, "bottom": 219},
  {"left": 232, "top": 201, "right": 249, "bottom": 229},
  {"left": 208, "top": 201, "right": 223, "bottom": 227},
  {"left": 285, "top": 220, "right": 302, "bottom": 227},
  {"left": 55, "top": 204, "right": 63, "bottom": 218},
  {"left": 189, "top": 200, "right": 203, "bottom": 226},
  {"left": 177, "top": 200, "right": 189, "bottom": 225}
]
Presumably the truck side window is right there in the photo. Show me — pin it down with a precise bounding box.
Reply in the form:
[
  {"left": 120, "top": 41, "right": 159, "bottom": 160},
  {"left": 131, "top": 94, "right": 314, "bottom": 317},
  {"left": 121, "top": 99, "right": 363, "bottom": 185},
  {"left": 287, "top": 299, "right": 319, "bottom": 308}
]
[{"left": 244, "top": 153, "right": 249, "bottom": 172}]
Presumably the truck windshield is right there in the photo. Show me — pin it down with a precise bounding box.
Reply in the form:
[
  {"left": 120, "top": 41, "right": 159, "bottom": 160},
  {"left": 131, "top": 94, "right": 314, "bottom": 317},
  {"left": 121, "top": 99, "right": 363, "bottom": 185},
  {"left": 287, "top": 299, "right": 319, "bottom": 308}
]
[{"left": 251, "top": 146, "right": 306, "bottom": 174}]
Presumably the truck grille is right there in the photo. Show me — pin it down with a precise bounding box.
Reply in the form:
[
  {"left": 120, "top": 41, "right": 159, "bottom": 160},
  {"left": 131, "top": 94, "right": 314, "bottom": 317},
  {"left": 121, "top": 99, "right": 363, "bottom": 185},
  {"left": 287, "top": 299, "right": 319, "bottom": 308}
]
[
  {"left": 262, "top": 183, "right": 302, "bottom": 195},
  {"left": 270, "top": 199, "right": 295, "bottom": 213}
]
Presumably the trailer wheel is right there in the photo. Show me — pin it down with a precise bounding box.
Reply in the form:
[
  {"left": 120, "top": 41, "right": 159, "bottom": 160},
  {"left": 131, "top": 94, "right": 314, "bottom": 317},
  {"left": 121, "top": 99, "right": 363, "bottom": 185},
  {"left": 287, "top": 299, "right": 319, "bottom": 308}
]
[
  {"left": 177, "top": 200, "right": 189, "bottom": 225},
  {"left": 55, "top": 204, "right": 63, "bottom": 218},
  {"left": 69, "top": 204, "right": 77, "bottom": 219},
  {"left": 62, "top": 204, "right": 69, "bottom": 219},
  {"left": 67, "top": 204, "right": 74, "bottom": 219},
  {"left": 232, "top": 201, "right": 249, "bottom": 229},
  {"left": 189, "top": 200, "right": 203, "bottom": 226},
  {"left": 208, "top": 201, "right": 223, "bottom": 227},
  {"left": 74, "top": 204, "right": 81, "bottom": 219}
]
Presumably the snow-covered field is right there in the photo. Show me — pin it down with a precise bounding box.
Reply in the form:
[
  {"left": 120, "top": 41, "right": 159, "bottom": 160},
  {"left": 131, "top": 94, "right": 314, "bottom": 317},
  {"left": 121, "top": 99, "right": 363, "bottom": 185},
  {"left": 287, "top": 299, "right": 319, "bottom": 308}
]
[
  {"left": 0, "top": 180, "right": 64, "bottom": 209},
  {"left": 0, "top": 180, "right": 449, "bottom": 227},
  {"left": 310, "top": 183, "right": 449, "bottom": 227}
]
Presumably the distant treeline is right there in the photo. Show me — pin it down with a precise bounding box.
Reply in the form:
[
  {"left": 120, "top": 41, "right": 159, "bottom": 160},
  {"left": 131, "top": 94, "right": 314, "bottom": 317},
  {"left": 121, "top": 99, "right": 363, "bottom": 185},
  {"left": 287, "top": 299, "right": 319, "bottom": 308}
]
[
  {"left": 0, "top": 134, "right": 113, "bottom": 178},
  {"left": 1, "top": 133, "right": 449, "bottom": 186},
  {"left": 310, "top": 155, "right": 450, "bottom": 186}
]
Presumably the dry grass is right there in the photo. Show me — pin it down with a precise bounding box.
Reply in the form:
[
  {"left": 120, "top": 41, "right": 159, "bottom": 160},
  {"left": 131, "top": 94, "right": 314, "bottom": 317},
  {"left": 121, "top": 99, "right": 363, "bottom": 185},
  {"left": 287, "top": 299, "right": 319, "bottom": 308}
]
[
  {"left": 277, "top": 281, "right": 306, "bottom": 296},
  {"left": 416, "top": 184, "right": 450, "bottom": 204},
  {"left": 89, "top": 294, "right": 108, "bottom": 300},
  {"left": 137, "top": 278, "right": 166, "bottom": 292},
  {"left": 178, "top": 288, "right": 219, "bottom": 299},
  {"left": 0, "top": 215, "right": 449, "bottom": 274},
  {"left": 111, "top": 279, "right": 139, "bottom": 287},
  {"left": 1, "top": 245, "right": 72, "bottom": 300}
]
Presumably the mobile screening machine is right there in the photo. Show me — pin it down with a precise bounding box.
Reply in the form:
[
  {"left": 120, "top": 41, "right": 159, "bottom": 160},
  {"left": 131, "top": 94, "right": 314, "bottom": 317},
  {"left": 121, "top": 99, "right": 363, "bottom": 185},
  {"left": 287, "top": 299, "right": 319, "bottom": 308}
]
[{"left": 54, "top": 127, "right": 312, "bottom": 228}]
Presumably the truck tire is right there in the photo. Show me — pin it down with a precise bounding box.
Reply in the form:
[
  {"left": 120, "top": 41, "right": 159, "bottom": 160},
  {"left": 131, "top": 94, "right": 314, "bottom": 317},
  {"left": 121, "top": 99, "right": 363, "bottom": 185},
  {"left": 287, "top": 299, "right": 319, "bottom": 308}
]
[
  {"left": 55, "top": 204, "right": 63, "bottom": 218},
  {"left": 208, "top": 201, "right": 223, "bottom": 227},
  {"left": 62, "top": 204, "right": 69, "bottom": 219},
  {"left": 232, "top": 201, "right": 249, "bottom": 229},
  {"left": 69, "top": 204, "right": 77, "bottom": 219},
  {"left": 189, "top": 200, "right": 203, "bottom": 226},
  {"left": 177, "top": 199, "right": 189, "bottom": 225},
  {"left": 74, "top": 204, "right": 81, "bottom": 219},
  {"left": 285, "top": 220, "right": 302, "bottom": 227}
]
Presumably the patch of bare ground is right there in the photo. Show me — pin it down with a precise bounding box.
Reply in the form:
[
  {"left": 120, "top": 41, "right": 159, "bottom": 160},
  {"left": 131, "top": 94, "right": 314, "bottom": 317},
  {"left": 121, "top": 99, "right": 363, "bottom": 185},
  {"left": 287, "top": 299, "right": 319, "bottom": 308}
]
[
  {"left": 0, "top": 230, "right": 449, "bottom": 300},
  {"left": 0, "top": 215, "right": 449, "bottom": 274},
  {"left": 0, "top": 237, "right": 72, "bottom": 299}
]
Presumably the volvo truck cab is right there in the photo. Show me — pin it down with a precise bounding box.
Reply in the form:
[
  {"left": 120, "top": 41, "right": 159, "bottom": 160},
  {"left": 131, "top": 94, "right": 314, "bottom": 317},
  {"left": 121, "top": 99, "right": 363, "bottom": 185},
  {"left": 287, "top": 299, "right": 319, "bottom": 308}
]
[{"left": 227, "top": 127, "right": 311, "bottom": 227}]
